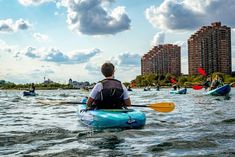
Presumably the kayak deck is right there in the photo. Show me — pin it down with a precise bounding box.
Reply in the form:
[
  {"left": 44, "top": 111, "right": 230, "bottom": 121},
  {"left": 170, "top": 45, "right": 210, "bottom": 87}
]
[
  {"left": 204, "top": 84, "right": 231, "bottom": 96},
  {"left": 23, "top": 91, "right": 37, "bottom": 96},
  {"left": 77, "top": 105, "right": 146, "bottom": 129},
  {"left": 170, "top": 88, "right": 187, "bottom": 94}
]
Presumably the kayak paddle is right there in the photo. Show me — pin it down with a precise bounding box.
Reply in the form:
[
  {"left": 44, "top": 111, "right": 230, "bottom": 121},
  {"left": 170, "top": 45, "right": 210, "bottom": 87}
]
[
  {"left": 198, "top": 67, "right": 206, "bottom": 76},
  {"left": 191, "top": 67, "right": 206, "bottom": 90},
  {"left": 230, "top": 82, "right": 235, "bottom": 87},
  {"left": 170, "top": 79, "right": 177, "bottom": 84},
  {"left": 58, "top": 101, "right": 175, "bottom": 113},
  {"left": 192, "top": 85, "right": 203, "bottom": 90},
  {"left": 131, "top": 102, "right": 175, "bottom": 112}
]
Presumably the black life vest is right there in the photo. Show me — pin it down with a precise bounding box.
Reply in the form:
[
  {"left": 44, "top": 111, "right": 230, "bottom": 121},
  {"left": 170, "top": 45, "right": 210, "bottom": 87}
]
[{"left": 94, "top": 79, "right": 124, "bottom": 109}]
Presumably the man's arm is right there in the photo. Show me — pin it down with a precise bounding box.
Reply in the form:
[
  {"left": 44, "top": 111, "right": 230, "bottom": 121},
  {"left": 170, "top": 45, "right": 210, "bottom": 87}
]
[
  {"left": 124, "top": 98, "right": 131, "bottom": 107},
  {"left": 86, "top": 83, "right": 101, "bottom": 108},
  {"left": 122, "top": 83, "right": 131, "bottom": 106},
  {"left": 86, "top": 97, "right": 94, "bottom": 108}
]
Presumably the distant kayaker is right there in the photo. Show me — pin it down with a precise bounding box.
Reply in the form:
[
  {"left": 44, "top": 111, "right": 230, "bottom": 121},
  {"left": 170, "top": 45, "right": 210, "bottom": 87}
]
[
  {"left": 127, "top": 86, "right": 132, "bottom": 91},
  {"left": 144, "top": 87, "right": 150, "bottom": 91},
  {"left": 29, "top": 83, "right": 35, "bottom": 93},
  {"left": 177, "top": 84, "right": 180, "bottom": 90},
  {"left": 210, "top": 74, "right": 223, "bottom": 90},
  {"left": 203, "top": 76, "right": 211, "bottom": 90},
  {"left": 86, "top": 62, "right": 131, "bottom": 109},
  {"left": 156, "top": 83, "right": 160, "bottom": 91},
  {"left": 173, "top": 84, "right": 177, "bottom": 90}
]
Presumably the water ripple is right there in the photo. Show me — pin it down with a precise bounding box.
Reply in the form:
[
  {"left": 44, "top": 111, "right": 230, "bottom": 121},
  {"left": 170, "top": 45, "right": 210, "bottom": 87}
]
[{"left": 0, "top": 88, "right": 234, "bottom": 156}]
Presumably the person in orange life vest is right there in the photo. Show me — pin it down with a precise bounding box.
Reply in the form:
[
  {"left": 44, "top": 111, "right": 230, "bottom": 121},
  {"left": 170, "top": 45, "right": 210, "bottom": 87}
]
[{"left": 86, "top": 62, "right": 131, "bottom": 109}]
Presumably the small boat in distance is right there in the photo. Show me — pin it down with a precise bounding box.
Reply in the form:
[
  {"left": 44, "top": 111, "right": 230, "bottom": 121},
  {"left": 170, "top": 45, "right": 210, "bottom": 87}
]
[
  {"left": 23, "top": 91, "right": 37, "bottom": 96},
  {"left": 144, "top": 87, "right": 151, "bottom": 91},
  {"left": 170, "top": 88, "right": 187, "bottom": 94}
]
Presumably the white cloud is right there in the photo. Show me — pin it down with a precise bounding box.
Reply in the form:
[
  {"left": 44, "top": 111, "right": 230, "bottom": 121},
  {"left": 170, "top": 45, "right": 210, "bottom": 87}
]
[
  {"left": 173, "top": 41, "right": 187, "bottom": 57},
  {"left": 0, "top": 18, "right": 31, "bottom": 33},
  {"left": 232, "top": 29, "right": 235, "bottom": 45},
  {"left": 151, "top": 31, "right": 165, "bottom": 46},
  {"left": 21, "top": 47, "right": 102, "bottom": 64},
  {"left": 18, "top": 0, "right": 53, "bottom": 6},
  {"left": 59, "top": 0, "right": 131, "bottom": 35},
  {"left": 33, "top": 33, "right": 49, "bottom": 42},
  {"left": 181, "top": 56, "right": 188, "bottom": 74},
  {"left": 83, "top": 52, "right": 141, "bottom": 82},
  {"left": 145, "top": 0, "right": 235, "bottom": 31},
  {"left": 111, "top": 52, "right": 141, "bottom": 67},
  {"left": 54, "top": 11, "right": 59, "bottom": 16},
  {"left": 0, "top": 39, "right": 18, "bottom": 53},
  {"left": 2, "top": 68, "right": 55, "bottom": 84},
  {"left": 84, "top": 63, "right": 100, "bottom": 76}
]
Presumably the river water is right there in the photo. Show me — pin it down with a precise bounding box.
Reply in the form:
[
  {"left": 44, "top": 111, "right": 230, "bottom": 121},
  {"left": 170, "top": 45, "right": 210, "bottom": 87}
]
[{"left": 0, "top": 88, "right": 234, "bottom": 156}]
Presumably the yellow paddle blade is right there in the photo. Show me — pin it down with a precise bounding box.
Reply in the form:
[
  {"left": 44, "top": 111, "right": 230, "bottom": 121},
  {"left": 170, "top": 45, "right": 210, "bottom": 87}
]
[{"left": 149, "top": 102, "right": 175, "bottom": 112}]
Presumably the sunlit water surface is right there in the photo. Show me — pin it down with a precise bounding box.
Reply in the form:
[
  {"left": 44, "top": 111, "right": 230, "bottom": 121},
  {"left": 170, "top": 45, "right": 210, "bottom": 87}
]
[{"left": 0, "top": 88, "right": 234, "bottom": 156}]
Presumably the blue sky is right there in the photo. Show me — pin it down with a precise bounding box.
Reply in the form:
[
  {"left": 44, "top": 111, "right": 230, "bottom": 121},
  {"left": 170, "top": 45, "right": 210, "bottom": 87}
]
[{"left": 0, "top": 0, "right": 234, "bottom": 84}]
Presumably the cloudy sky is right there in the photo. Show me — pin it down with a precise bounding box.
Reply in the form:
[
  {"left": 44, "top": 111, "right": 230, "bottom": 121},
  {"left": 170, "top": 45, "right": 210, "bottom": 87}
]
[{"left": 0, "top": 0, "right": 234, "bottom": 84}]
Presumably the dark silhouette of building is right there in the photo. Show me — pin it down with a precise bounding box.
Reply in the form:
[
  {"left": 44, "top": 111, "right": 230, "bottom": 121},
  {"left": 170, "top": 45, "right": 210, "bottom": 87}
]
[
  {"left": 188, "top": 22, "right": 231, "bottom": 75},
  {"left": 141, "top": 44, "right": 181, "bottom": 76}
]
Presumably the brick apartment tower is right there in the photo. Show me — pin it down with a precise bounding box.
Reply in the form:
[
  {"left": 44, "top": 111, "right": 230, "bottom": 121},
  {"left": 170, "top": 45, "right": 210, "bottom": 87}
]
[
  {"left": 141, "top": 44, "right": 181, "bottom": 76},
  {"left": 188, "top": 22, "right": 231, "bottom": 75}
]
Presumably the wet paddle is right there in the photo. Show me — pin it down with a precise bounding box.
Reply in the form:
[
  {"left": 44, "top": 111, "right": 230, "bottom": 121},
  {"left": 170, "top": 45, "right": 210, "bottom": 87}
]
[
  {"left": 170, "top": 79, "right": 177, "bottom": 84},
  {"left": 57, "top": 101, "right": 175, "bottom": 113},
  {"left": 131, "top": 102, "right": 175, "bottom": 112},
  {"left": 192, "top": 85, "right": 204, "bottom": 90},
  {"left": 230, "top": 82, "right": 235, "bottom": 87},
  {"left": 191, "top": 67, "right": 206, "bottom": 90},
  {"left": 198, "top": 67, "right": 206, "bottom": 76}
]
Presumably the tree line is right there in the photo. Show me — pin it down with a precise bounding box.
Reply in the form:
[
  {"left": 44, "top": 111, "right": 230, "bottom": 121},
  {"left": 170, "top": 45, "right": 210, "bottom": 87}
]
[
  {"left": 123, "top": 72, "right": 235, "bottom": 88},
  {"left": 1, "top": 72, "right": 235, "bottom": 89},
  {"left": 0, "top": 81, "right": 72, "bottom": 90}
]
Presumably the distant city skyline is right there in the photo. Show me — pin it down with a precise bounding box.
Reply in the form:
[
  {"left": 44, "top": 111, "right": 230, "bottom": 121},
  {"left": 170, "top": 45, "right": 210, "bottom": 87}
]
[{"left": 0, "top": 0, "right": 235, "bottom": 83}]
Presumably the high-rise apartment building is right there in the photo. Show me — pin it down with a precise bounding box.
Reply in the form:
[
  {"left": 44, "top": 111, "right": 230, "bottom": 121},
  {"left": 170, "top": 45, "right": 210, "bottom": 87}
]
[
  {"left": 141, "top": 44, "right": 181, "bottom": 76},
  {"left": 188, "top": 22, "right": 231, "bottom": 75}
]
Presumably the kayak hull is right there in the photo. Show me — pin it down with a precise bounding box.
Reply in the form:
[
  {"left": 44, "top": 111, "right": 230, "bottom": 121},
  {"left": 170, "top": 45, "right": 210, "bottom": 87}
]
[
  {"left": 204, "top": 84, "right": 231, "bottom": 96},
  {"left": 23, "top": 91, "right": 37, "bottom": 96},
  {"left": 77, "top": 105, "right": 146, "bottom": 129},
  {"left": 170, "top": 88, "right": 187, "bottom": 94}
]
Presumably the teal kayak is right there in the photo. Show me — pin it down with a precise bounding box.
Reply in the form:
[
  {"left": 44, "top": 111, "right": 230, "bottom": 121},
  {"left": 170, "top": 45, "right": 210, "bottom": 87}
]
[
  {"left": 170, "top": 88, "right": 187, "bottom": 94},
  {"left": 77, "top": 105, "right": 146, "bottom": 129},
  {"left": 204, "top": 84, "right": 231, "bottom": 96}
]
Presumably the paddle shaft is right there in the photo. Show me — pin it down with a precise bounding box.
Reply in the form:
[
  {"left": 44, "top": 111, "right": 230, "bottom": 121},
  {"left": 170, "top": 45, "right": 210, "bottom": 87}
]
[
  {"left": 59, "top": 101, "right": 174, "bottom": 112},
  {"left": 131, "top": 105, "right": 148, "bottom": 107},
  {"left": 61, "top": 102, "right": 148, "bottom": 107},
  {"left": 60, "top": 101, "right": 85, "bottom": 104}
]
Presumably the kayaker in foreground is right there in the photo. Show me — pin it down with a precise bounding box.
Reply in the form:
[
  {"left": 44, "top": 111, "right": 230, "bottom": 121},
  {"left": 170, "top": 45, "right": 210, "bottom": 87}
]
[{"left": 86, "top": 62, "right": 131, "bottom": 109}]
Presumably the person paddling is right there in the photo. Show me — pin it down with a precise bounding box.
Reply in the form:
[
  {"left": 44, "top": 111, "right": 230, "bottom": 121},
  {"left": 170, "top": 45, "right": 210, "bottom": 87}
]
[
  {"left": 210, "top": 74, "right": 224, "bottom": 90},
  {"left": 203, "top": 76, "right": 211, "bottom": 91},
  {"left": 29, "top": 83, "right": 35, "bottom": 93},
  {"left": 127, "top": 86, "right": 132, "bottom": 91},
  {"left": 86, "top": 62, "right": 131, "bottom": 109}
]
